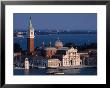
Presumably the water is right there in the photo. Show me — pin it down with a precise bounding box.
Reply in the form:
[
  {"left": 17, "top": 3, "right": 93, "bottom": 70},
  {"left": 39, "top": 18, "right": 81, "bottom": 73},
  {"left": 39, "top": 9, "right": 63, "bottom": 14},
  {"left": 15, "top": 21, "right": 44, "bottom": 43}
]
[
  {"left": 14, "top": 34, "right": 97, "bottom": 50},
  {"left": 14, "top": 67, "right": 97, "bottom": 75}
]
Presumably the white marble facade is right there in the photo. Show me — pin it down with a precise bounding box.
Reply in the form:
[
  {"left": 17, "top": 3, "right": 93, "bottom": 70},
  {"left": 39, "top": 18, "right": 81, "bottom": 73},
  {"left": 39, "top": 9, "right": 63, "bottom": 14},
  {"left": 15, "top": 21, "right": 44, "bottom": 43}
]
[{"left": 62, "top": 47, "right": 80, "bottom": 67}]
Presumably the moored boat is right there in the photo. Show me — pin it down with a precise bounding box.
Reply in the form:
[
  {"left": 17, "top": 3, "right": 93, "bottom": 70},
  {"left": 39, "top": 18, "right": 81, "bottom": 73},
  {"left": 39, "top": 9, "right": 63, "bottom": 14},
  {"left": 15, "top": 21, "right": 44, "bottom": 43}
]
[{"left": 54, "top": 72, "right": 64, "bottom": 75}]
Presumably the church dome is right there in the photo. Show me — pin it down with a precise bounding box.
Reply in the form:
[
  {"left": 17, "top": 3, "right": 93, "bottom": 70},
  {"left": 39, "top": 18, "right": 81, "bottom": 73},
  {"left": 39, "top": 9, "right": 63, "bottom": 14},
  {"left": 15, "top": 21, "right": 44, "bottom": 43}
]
[{"left": 55, "top": 38, "right": 63, "bottom": 49}]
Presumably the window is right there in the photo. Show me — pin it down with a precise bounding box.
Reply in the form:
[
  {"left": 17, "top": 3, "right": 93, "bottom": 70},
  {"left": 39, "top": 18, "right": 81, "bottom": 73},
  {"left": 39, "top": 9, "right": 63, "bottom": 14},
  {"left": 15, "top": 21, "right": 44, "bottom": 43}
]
[{"left": 31, "top": 32, "right": 33, "bottom": 35}]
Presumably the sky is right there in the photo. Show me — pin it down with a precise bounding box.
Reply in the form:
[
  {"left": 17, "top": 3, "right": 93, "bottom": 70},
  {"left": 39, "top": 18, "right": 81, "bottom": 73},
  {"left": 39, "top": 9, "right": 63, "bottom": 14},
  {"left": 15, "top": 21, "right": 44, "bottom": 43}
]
[{"left": 13, "top": 13, "right": 97, "bottom": 31}]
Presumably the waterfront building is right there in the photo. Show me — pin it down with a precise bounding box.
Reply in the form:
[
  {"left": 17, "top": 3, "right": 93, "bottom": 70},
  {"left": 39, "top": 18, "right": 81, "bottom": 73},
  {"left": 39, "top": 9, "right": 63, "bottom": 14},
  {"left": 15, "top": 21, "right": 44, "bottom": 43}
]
[
  {"left": 62, "top": 47, "right": 80, "bottom": 67},
  {"left": 86, "top": 57, "right": 97, "bottom": 66},
  {"left": 33, "top": 56, "right": 48, "bottom": 68},
  {"left": 14, "top": 52, "right": 22, "bottom": 67},
  {"left": 18, "top": 56, "right": 48, "bottom": 68},
  {"left": 88, "top": 49, "right": 97, "bottom": 57},
  {"left": 24, "top": 58, "right": 29, "bottom": 69},
  {"left": 31, "top": 57, "right": 61, "bottom": 68},
  {"left": 48, "top": 58, "right": 61, "bottom": 68},
  {"left": 79, "top": 52, "right": 89, "bottom": 65},
  {"left": 87, "top": 49, "right": 97, "bottom": 66},
  {"left": 27, "top": 17, "right": 35, "bottom": 54}
]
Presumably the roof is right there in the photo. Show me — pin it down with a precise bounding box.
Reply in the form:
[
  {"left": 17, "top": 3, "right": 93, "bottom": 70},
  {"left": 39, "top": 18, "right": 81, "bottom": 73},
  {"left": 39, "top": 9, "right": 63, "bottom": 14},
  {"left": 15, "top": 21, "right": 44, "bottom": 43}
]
[
  {"left": 44, "top": 47, "right": 57, "bottom": 50},
  {"left": 48, "top": 58, "right": 61, "bottom": 61},
  {"left": 52, "top": 54, "right": 63, "bottom": 61},
  {"left": 57, "top": 47, "right": 68, "bottom": 50},
  {"left": 55, "top": 39, "right": 63, "bottom": 47}
]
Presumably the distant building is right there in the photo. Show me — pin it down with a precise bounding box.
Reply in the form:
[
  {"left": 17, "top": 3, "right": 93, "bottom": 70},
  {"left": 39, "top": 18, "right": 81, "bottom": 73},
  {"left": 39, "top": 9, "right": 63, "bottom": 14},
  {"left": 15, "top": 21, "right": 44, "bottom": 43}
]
[
  {"left": 44, "top": 47, "right": 57, "bottom": 58},
  {"left": 53, "top": 47, "right": 68, "bottom": 61},
  {"left": 79, "top": 51, "right": 89, "bottom": 65},
  {"left": 27, "top": 17, "right": 35, "bottom": 54},
  {"left": 48, "top": 58, "right": 61, "bottom": 68},
  {"left": 62, "top": 47, "right": 80, "bottom": 67},
  {"left": 33, "top": 57, "right": 48, "bottom": 68},
  {"left": 44, "top": 38, "right": 66, "bottom": 58},
  {"left": 86, "top": 57, "right": 97, "bottom": 66},
  {"left": 87, "top": 49, "right": 97, "bottom": 66},
  {"left": 14, "top": 52, "right": 21, "bottom": 57},
  {"left": 24, "top": 58, "right": 29, "bottom": 69},
  {"left": 21, "top": 56, "right": 48, "bottom": 68},
  {"left": 55, "top": 37, "right": 63, "bottom": 49}
]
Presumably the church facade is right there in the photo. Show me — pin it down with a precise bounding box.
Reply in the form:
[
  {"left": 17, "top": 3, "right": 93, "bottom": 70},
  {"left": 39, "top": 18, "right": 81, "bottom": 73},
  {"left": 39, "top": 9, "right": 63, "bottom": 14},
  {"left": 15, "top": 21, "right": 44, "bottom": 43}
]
[{"left": 62, "top": 47, "right": 81, "bottom": 67}]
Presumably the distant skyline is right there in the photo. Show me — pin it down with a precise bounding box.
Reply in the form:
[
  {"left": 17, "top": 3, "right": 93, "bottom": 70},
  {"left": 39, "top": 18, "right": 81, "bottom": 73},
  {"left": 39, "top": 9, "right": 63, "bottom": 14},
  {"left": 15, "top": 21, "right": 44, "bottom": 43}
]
[{"left": 13, "top": 13, "right": 97, "bottom": 31}]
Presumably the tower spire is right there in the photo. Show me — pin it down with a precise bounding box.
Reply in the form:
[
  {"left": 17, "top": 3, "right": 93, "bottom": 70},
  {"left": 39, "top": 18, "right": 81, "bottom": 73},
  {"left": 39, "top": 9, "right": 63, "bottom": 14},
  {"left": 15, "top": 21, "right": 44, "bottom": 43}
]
[
  {"left": 42, "top": 41, "right": 45, "bottom": 48},
  {"left": 49, "top": 42, "right": 51, "bottom": 47},
  {"left": 27, "top": 16, "right": 35, "bottom": 54},
  {"left": 29, "top": 16, "right": 33, "bottom": 29}
]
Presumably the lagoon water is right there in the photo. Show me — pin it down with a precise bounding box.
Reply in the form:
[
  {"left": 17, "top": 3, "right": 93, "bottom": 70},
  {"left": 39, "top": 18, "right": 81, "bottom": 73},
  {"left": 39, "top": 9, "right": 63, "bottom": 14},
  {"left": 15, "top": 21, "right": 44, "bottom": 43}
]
[
  {"left": 14, "top": 67, "right": 97, "bottom": 75},
  {"left": 14, "top": 34, "right": 97, "bottom": 50}
]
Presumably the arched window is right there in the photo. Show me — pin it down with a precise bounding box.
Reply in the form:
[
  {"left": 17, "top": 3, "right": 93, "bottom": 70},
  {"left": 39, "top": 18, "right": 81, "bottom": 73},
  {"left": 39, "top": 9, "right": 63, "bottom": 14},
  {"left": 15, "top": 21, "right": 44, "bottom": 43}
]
[{"left": 70, "top": 60, "right": 72, "bottom": 65}]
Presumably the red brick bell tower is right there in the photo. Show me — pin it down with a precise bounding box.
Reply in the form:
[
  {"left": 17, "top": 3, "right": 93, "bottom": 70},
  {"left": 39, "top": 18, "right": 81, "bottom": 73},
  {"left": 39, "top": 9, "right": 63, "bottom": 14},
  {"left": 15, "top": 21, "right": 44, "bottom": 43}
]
[{"left": 27, "top": 17, "right": 34, "bottom": 54}]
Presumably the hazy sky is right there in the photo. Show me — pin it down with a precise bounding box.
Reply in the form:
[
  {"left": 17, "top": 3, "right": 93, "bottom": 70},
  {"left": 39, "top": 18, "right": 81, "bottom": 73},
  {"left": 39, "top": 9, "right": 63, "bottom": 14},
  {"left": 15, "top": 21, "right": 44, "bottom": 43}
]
[{"left": 13, "top": 13, "right": 97, "bottom": 31}]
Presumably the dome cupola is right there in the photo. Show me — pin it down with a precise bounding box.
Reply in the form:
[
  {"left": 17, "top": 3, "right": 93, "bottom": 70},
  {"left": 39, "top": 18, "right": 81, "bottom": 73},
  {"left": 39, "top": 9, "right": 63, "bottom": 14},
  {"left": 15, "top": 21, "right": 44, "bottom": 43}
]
[{"left": 55, "top": 37, "right": 63, "bottom": 49}]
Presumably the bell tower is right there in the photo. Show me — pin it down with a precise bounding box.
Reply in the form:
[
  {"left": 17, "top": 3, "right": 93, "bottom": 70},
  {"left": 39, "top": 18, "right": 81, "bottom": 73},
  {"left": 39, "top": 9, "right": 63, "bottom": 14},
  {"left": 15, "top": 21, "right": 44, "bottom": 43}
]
[{"left": 27, "top": 17, "right": 34, "bottom": 54}]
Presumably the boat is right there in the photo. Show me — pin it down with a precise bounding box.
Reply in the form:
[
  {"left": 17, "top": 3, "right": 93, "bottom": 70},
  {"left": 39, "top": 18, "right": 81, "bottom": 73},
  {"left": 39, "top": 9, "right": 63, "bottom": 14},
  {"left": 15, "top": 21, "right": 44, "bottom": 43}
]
[
  {"left": 54, "top": 72, "right": 64, "bottom": 75},
  {"left": 14, "top": 67, "right": 24, "bottom": 69},
  {"left": 46, "top": 72, "right": 54, "bottom": 75},
  {"left": 46, "top": 71, "right": 64, "bottom": 75},
  {"left": 38, "top": 66, "right": 46, "bottom": 69}
]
